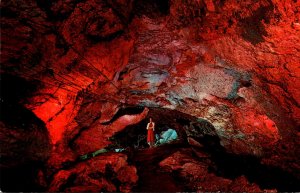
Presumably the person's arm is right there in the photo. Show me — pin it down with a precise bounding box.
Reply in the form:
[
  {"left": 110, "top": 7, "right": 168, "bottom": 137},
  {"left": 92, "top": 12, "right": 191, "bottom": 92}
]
[
  {"left": 146, "top": 123, "right": 150, "bottom": 130},
  {"left": 153, "top": 123, "right": 155, "bottom": 131}
]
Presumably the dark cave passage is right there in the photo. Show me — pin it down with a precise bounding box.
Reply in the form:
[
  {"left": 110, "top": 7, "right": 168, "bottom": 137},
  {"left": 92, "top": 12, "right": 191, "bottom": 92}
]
[
  {"left": 109, "top": 107, "right": 216, "bottom": 150},
  {"left": 0, "top": 74, "right": 52, "bottom": 192}
]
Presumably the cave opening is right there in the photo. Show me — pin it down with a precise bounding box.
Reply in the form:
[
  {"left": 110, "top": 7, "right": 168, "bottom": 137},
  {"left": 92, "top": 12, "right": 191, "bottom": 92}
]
[
  {"left": 108, "top": 107, "right": 198, "bottom": 150},
  {"left": 102, "top": 107, "right": 300, "bottom": 192}
]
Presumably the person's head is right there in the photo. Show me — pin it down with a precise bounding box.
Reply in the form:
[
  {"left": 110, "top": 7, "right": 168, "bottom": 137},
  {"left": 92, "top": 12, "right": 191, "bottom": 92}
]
[{"left": 149, "top": 117, "right": 152, "bottom": 122}]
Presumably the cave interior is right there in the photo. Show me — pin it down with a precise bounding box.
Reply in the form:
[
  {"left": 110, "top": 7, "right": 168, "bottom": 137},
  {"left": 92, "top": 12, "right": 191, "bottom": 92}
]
[{"left": 1, "top": 0, "right": 300, "bottom": 192}]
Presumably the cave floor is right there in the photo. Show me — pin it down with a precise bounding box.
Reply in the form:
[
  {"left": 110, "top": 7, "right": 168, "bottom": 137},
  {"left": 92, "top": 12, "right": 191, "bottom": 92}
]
[
  {"left": 131, "top": 143, "right": 187, "bottom": 192},
  {"left": 126, "top": 141, "right": 300, "bottom": 192}
]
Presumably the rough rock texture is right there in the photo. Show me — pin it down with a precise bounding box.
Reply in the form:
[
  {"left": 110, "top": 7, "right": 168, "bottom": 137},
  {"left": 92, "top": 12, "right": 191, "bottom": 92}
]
[
  {"left": 159, "top": 149, "right": 264, "bottom": 192},
  {"left": 48, "top": 153, "right": 138, "bottom": 192},
  {"left": 71, "top": 107, "right": 148, "bottom": 155},
  {"left": 1, "top": 0, "right": 300, "bottom": 192}
]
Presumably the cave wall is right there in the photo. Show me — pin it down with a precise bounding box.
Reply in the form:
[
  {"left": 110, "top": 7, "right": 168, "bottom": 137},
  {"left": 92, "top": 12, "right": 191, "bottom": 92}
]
[{"left": 1, "top": 0, "right": 300, "bottom": 191}]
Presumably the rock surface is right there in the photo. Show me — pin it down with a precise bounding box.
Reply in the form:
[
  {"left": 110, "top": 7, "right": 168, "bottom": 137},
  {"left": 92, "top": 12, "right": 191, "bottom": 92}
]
[
  {"left": 159, "top": 149, "right": 276, "bottom": 192},
  {"left": 48, "top": 153, "right": 138, "bottom": 192}
]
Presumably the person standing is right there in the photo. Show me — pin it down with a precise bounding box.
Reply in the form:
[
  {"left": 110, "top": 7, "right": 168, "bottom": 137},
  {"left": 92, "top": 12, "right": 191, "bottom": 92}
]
[{"left": 146, "top": 118, "right": 155, "bottom": 147}]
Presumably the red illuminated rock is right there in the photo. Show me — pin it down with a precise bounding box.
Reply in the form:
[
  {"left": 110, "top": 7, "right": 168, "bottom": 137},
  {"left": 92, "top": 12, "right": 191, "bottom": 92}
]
[
  {"left": 48, "top": 170, "right": 74, "bottom": 192},
  {"left": 48, "top": 153, "right": 137, "bottom": 192},
  {"left": 72, "top": 107, "right": 149, "bottom": 155},
  {"left": 117, "top": 165, "right": 139, "bottom": 192},
  {"left": 60, "top": 0, "right": 124, "bottom": 44}
]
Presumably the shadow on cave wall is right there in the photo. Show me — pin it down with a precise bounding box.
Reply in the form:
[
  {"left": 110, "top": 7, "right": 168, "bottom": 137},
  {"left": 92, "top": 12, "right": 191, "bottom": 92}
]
[
  {"left": 132, "top": 0, "right": 170, "bottom": 19},
  {"left": 0, "top": 74, "right": 52, "bottom": 192},
  {"left": 239, "top": 5, "right": 273, "bottom": 45}
]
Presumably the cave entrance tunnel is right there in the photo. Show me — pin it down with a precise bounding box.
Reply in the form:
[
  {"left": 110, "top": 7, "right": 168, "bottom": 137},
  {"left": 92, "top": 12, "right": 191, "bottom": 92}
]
[{"left": 108, "top": 106, "right": 220, "bottom": 151}]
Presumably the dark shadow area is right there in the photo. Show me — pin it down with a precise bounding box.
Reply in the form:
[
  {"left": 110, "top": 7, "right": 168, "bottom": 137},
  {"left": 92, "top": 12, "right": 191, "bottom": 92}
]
[
  {"left": 0, "top": 163, "right": 46, "bottom": 192},
  {"left": 86, "top": 30, "right": 124, "bottom": 43},
  {"left": 208, "top": 147, "right": 300, "bottom": 191},
  {"left": 0, "top": 3, "right": 19, "bottom": 18},
  {"left": 0, "top": 74, "right": 52, "bottom": 192},
  {"left": 239, "top": 5, "right": 273, "bottom": 45},
  {"left": 35, "top": 0, "right": 83, "bottom": 21},
  {"left": 109, "top": 118, "right": 149, "bottom": 149},
  {"left": 132, "top": 0, "right": 170, "bottom": 18},
  {"left": 0, "top": 73, "right": 40, "bottom": 104}
]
